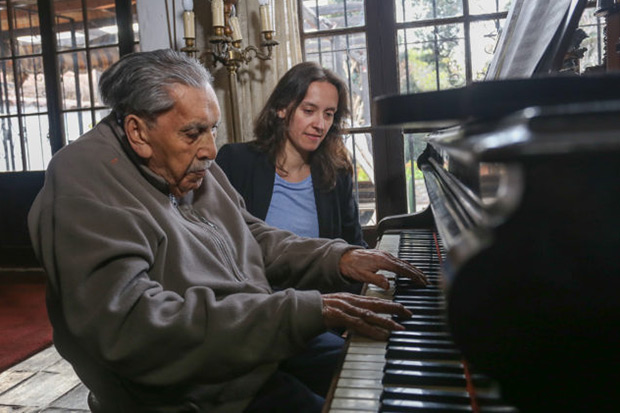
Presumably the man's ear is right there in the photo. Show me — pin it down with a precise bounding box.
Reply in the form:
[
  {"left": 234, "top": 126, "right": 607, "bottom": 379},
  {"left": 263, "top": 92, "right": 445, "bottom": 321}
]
[{"left": 124, "top": 114, "right": 153, "bottom": 159}]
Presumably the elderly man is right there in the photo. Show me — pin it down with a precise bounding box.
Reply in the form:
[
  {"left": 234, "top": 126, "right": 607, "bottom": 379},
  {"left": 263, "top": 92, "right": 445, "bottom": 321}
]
[{"left": 28, "top": 49, "right": 426, "bottom": 412}]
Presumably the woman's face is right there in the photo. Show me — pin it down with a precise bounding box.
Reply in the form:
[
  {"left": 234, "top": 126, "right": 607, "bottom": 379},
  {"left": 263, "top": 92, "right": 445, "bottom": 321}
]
[{"left": 278, "top": 80, "right": 339, "bottom": 159}]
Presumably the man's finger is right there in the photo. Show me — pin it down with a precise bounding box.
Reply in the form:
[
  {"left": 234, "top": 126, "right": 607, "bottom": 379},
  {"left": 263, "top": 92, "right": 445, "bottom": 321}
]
[
  {"left": 334, "top": 294, "right": 413, "bottom": 319},
  {"left": 382, "top": 254, "right": 428, "bottom": 285}
]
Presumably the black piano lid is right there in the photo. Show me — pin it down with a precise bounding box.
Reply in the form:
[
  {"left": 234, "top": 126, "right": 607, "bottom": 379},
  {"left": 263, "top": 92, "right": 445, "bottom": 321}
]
[
  {"left": 425, "top": 99, "right": 620, "bottom": 166},
  {"left": 373, "top": 73, "right": 620, "bottom": 131}
]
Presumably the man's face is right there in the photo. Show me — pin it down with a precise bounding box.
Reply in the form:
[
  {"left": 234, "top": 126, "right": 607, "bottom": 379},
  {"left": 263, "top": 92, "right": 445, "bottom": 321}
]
[{"left": 143, "top": 84, "right": 221, "bottom": 198}]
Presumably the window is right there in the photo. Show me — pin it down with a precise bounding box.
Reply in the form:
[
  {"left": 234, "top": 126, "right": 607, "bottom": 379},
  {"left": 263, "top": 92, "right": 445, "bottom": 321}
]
[
  {"left": 298, "top": 0, "right": 603, "bottom": 225},
  {"left": 0, "top": 0, "right": 138, "bottom": 173}
]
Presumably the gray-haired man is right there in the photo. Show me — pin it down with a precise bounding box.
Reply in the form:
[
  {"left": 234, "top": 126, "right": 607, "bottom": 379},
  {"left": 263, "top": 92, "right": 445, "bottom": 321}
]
[{"left": 28, "top": 49, "right": 426, "bottom": 412}]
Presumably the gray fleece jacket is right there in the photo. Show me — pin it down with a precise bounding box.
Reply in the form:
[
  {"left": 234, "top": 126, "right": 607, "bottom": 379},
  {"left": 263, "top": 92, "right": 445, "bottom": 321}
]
[{"left": 28, "top": 115, "right": 356, "bottom": 412}]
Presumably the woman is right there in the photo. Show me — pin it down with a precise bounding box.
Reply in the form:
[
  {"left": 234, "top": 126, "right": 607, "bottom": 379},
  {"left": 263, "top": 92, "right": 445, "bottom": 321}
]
[{"left": 216, "top": 61, "right": 367, "bottom": 247}]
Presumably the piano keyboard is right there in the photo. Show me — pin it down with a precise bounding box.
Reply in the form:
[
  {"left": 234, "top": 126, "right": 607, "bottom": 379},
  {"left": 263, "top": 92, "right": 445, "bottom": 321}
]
[{"left": 325, "top": 229, "right": 518, "bottom": 413}]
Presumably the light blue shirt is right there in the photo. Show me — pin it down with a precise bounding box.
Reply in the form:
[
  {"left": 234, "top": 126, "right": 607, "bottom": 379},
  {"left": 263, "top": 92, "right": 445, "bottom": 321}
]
[{"left": 265, "top": 173, "right": 319, "bottom": 238}]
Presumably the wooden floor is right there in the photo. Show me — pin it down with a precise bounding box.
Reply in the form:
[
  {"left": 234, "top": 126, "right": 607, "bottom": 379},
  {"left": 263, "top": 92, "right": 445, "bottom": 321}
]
[{"left": 0, "top": 345, "right": 89, "bottom": 412}]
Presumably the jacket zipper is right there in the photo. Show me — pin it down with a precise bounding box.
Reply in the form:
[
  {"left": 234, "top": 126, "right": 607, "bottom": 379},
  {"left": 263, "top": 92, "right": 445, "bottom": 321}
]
[
  {"left": 184, "top": 206, "right": 247, "bottom": 282},
  {"left": 169, "top": 194, "right": 246, "bottom": 281}
]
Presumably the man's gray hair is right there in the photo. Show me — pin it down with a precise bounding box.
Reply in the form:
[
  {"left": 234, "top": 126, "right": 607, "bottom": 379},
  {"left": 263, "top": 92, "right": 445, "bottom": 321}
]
[{"left": 99, "top": 49, "right": 213, "bottom": 124}]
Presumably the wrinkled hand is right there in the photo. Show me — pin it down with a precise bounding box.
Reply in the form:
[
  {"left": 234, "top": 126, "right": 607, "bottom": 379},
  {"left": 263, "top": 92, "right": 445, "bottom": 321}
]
[
  {"left": 339, "top": 248, "right": 428, "bottom": 290},
  {"left": 322, "top": 293, "right": 412, "bottom": 341}
]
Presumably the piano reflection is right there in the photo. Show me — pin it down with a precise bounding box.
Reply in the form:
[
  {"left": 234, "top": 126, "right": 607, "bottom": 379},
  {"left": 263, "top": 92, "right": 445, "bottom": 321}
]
[{"left": 324, "top": 0, "right": 620, "bottom": 412}]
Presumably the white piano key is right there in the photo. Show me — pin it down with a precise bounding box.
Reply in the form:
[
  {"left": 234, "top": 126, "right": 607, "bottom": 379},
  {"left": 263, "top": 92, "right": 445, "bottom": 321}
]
[
  {"left": 330, "top": 396, "right": 380, "bottom": 411},
  {"left": 333, "top": 387, "right": 383, "bottom": 400}
]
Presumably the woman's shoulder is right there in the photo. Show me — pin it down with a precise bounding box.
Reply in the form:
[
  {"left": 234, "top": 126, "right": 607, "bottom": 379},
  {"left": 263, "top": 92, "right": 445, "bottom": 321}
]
[
  {"left": 218, "top": 141, "right": 262, "bottom": 162},
  {"left": 220, "top": 141, "right": 267, "bottom": 158},
  {"left": 216, "top": 141, "right": 274, "bottom": 182},
  {"left": 335, "top": 167, "right": 354, "bottom": 185}
]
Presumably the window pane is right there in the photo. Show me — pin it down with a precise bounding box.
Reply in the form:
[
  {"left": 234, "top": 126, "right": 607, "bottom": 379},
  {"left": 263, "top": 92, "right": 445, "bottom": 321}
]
[
  {"left": 90, "top": 47, "right": 119, "bottom": 106},
  {"left": 470, "top": 19, "right": 504, "bottom": 81},
  {"left": 468, "top": 0, "right": 511, "bottom": 15},
  {"left": 344, "top": 133, "right": 376, "bottom": 227},
  {"left": 132, "top": 1, "right": 140, "bottom": 43},
  {"left": 17, "top": 57, "right": 46, "bottom": 114},
  {"left": 59, "top": 51, "right": 92, "bottom": 110},
  {"left": 0, "top": 117, "right": 23, "bottom": 171},
  {"left": 12, "top": 2, "right": 41, "bottom": 57},
  {"left": 404, "top": 133, "right": 429, "bottom": 213},
  {"left": 95, "top": 108, "right": 111, "bottom": 124},
  {"left": 395, "top": 0, "right": 463, "bottom": 23},
  {"left": 23, "top": 114, "right": 52, "bottom": 170},
  {"left": 0, "top": 8, "right": 8, "bottom": 58},
  {"left": 1, "top": 61, "right": 18, "bottom": 116},
  {"left": 398, "top": 24, "right": 466, "bottom": 93},
  {"left": 578, "top": 10, "right": 604, "bottom": 73},
  {"left": 64, "top": 110, "right": 94, "bottom": 143},
  {"left": 54, "top": 0, "right": 87, "bottom": 51},
  {"left": 87, "top": 0, "right": 118, "bottom": 47},
  {"left": 301, "top": 0, "right": 365, "bottom": 33},
  {"left": 305, "top": 33, "right": 370, "bottom": 128}
]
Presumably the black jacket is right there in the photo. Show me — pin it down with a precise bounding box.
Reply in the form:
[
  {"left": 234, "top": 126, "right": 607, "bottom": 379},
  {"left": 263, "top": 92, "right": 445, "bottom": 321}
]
[{"left": 216, "top": 142, "right": 367, "bottom": 247}]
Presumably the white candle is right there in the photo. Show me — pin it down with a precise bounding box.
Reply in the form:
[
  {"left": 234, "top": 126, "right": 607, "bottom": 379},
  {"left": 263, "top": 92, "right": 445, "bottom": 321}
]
[
  {"left": 182, "top": 11, "right": 195, "bottom": 38},
  {"left": 212, "top": 0, "right": 224, "bottom": 28},
  {"left": 258, "top": 1, "right": 272, "bottom": 33},
  {"left": 229, "top": 16, "right": 243, "bottom": 42}
]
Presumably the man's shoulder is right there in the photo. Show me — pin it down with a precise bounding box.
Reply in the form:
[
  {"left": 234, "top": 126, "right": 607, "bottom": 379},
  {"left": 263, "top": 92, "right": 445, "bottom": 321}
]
[
  {"left": 51, "top": 121, "right": 113, "bottom": 161},
  {"left": 46, "top": 120, "right": 127, "bottom": 189}
]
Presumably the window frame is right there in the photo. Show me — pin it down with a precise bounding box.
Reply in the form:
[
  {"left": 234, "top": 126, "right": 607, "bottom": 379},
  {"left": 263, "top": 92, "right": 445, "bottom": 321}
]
[
  {"left": 0, "top": 0, "right": 136, "bottom": 171},
  {"left": 298, "top": 0, "right": 599, "bottom": 225}
]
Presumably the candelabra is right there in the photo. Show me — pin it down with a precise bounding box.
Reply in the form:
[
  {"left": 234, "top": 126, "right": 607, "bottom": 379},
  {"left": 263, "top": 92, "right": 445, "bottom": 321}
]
[{"left": 181, "top": 0, "right": 278, "bottom": 143}]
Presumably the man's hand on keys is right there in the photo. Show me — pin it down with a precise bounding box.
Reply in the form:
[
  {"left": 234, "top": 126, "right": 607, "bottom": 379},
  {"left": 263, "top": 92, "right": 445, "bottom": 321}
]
[
  {"left": 322, "top": 292, "right": 413, "bottom": 341},
  {"left": 339, "top": 248, "right": 428, "bottom": 290}
]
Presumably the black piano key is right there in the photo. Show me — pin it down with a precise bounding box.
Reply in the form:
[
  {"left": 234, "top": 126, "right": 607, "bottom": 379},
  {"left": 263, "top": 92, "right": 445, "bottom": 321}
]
[
  {"left": 396, "top": 301, "right": 445, "bottom": 308},
  {"left": 386, "top": 346, "right": 461, "bottom": 361},
  {"left": 394, "top": 295, "right": 444, "bottom": 302},
  {"left": 389, "top": 337, "right": 456, "bottom": 349},
  {"left": 381, "top": 398, "right": 519, "bottom": 412},
  {"left": 395, "top": 315, "right": 445, "bottom": 324},
  {"left": 382, "top": 387, "right": 519, "bottom": 410},
  {"left": 390, "top": 330, "right": 451, "bottom": 340},
  {"left": 384, "top": 367, "right": 494, "bottom": 388},
  {"left": 383, "top": 369, "right": 468, "bottom": 387},
  {"left": 380, "top": 398, "right": 472, "bottom": 412},
  {"left": 399, "top": 301, "right": 445, "bottom": 310},
  {"left": 400, "top": 301, "right": 445, "bottom": 312},
  {"left": 382, "top": 387, "right": 474, "bottom": 405},
  {"left": 384, "top": 360, "right": 465, "bottom": 374},
  {"left": 395, "top": 285, "right": 442, "bottom": 293},
  {"left": 399, "top": 320, "right": 448, "bottom": 332}
]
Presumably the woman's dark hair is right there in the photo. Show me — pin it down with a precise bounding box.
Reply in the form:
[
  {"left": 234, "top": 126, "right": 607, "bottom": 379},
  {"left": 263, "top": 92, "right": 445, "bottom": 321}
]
[{"left": 253, "top": 61, "right": 352, "bottom": 190}]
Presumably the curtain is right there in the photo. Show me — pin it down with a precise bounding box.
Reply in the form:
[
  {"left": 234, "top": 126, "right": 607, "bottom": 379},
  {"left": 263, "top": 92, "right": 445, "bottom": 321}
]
[{"left": 235, "top": 0, "right": 303, "bottom": 143}]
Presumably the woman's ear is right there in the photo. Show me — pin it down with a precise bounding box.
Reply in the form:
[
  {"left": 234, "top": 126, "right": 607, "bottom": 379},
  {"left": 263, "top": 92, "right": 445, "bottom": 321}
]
[
  {"left": 124, "top": 115, "right": 153, "bottom": 159},
  {"left": 277, "top": 108, "right": 287, "bottom": 119}
]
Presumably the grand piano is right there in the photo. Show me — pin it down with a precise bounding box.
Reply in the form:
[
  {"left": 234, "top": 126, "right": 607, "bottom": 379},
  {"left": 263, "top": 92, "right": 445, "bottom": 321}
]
[{"left": 325, "top": 1, "right": 620, "bottom": 412}]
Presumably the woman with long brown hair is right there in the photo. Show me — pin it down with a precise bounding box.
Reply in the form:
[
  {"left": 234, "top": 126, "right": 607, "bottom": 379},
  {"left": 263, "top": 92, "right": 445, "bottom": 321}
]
[{"left": 216, "top": 61, "right": 366, "bottom": 247}]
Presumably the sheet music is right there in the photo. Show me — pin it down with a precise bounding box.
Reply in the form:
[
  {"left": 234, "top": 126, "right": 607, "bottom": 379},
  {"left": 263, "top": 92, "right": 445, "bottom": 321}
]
[{"left": 486, "top": 0, "right": 579, "bottom": 80}]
